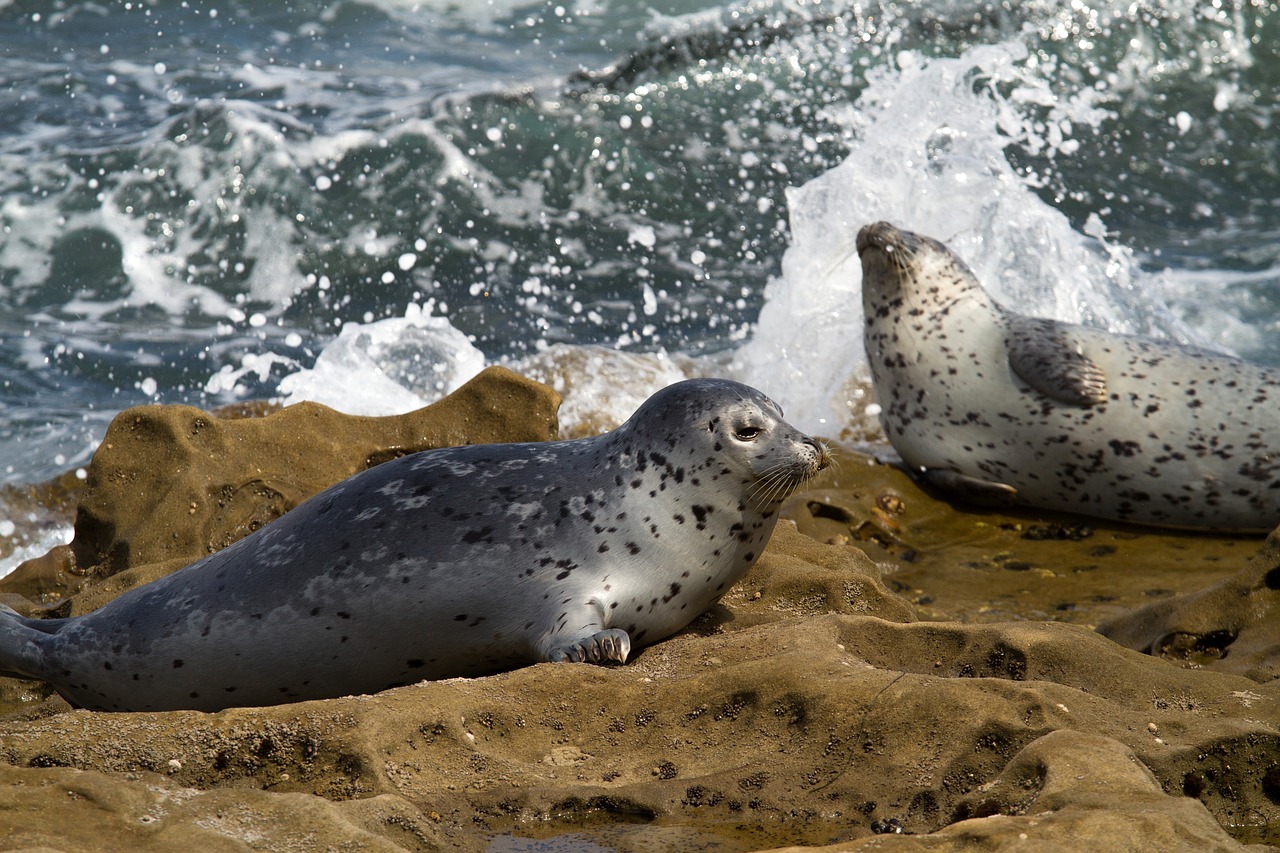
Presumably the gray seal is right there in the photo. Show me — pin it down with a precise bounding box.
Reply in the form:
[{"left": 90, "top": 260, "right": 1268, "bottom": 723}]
[
  {"left": 0, "top": 379, "right": 827, "bottom": 712},
  {"left": 858, "top": 220, "right": 1280, "bottom": 532}
]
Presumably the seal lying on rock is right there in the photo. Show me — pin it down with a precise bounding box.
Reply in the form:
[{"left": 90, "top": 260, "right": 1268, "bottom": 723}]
[
  {"left": 0, "top": 379, "right": 828, "bottom": 712},
  {"left": 858, "top": 221, "right": 1280, "bottom": 532}
]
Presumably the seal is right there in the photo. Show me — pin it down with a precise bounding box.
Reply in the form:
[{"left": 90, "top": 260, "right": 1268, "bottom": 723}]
[
  {"left": 857, "top": 221, "right": 1280, "bottom": 532},
  {"left": 0, "top": 378, "right": 827, "bottom": 712}
]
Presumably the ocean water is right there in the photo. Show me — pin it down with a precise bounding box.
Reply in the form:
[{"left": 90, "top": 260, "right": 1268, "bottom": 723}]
[{"left": 1, "top": 0, "right": 1277, "bottom": 563}]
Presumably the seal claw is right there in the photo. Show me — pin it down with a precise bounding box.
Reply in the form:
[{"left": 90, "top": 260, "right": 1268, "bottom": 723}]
[{"left": 550, "top": 629, "right": 631, "bottom": 666}]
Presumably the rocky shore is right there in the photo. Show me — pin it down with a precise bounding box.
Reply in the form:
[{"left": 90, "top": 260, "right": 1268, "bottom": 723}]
[{"left": 2, "top": 368, "right": 1277, "bottom": 851}]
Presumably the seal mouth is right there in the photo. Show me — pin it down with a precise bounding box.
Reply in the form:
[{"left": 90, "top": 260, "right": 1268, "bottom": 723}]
[{"left": 747, "top": 438, "right": 830, "bottom": 508}]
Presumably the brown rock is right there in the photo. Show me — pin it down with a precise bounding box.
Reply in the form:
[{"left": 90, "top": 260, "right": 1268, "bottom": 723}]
[
  {"left": 766, "top": 730, "right": 1267, "bottom": 852},
  {"left": 784, "top": 445, "right": 1259, "bottom": 628},
  {"left": 0, "top": 762, "right": 423, "bottom": 851},
  {"left": 2, "top": 383, "right": 1279, "bottom": 850},
  {"left": 2, "top": 599, "right": 1276, "bottom": 850},
  {"left": 1098, "top": 527, "right": 1280, "bottom": 682}
]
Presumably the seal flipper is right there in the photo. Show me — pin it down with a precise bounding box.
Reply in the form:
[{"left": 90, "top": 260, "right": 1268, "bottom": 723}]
[
  {"left": 0, "top": 603, "right": 58, "bottom": 681},
  {"left": 547, "top": 628, "right": 631, "bottom": 665},
  {"left": 920, "top": 469, "right": 1019, "bottom": 507},
  {"left": 1006, "top": 316, "right": 1108, "bottom": 406}
]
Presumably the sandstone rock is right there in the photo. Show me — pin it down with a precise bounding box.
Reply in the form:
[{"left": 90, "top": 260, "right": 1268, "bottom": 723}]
[
  {"left": 1098, "top": 527, "right": 1280, "bottom": 683},
  {"left": 2, "top": 381, "right": 1278, "bottom": 851}
]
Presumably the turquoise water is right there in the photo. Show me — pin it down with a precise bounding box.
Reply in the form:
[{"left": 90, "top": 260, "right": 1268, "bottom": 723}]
[{"left": 1, "top": 0, "right": 1277, "bottom": 488}]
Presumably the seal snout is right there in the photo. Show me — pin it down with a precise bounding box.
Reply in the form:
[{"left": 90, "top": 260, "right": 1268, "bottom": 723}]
[
  {"left": 857, "top": 221, "right": 903, "bottom": 255},
  {"left": 805, "top": 437, "right": 831, "bottom": 476}
]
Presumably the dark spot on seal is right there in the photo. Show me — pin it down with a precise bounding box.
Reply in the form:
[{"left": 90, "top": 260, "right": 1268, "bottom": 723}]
[
  {"left": 454, "top": 614, "right": 467, "bottom": 621},
  {"left": 598, "top": 542, "right": 610, "bottom": 553},
  {"left": 406, "top": 659, "right": 425, "bottom": 668},
  {"left": 626, "top": 542, "right": 641, "bottom": 555},
  {"left": 462, "top": 526, "right": 495, "bottom": 544},
  {"left": 172, "top": 660, "right": 184, "bottom": 668},
  {"left": 310, "top": 607, "right": 321, "bottom": 616}
]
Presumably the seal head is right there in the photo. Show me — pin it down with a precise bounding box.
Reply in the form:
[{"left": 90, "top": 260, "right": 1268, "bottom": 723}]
[{"left": 0, "top": 378, "right": 827, "bottom": 711}]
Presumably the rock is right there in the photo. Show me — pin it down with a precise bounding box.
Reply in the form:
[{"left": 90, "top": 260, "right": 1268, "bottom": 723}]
[
  {"left": 0, "top": 763, "right": 423, "bottom": 851},
  {"left": 2, "top": 601, "right": 1276, "bottom": 850},
  {"left": 782, "top": 446, "right": 1259, "bottom": 628},
  {"left": 1097, "top": 527, "right": 1280, "bottom": 683},
  {"left": 2, "top": 380, "right": 1279, "bottom": 850},
  {"left": 766, "top": 730, "right": 1270, "bottom": 852}
]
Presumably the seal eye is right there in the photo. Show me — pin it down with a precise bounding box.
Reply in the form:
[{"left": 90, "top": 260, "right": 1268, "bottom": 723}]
[{"left": 734, "top": 425, "right": 763, "bottom": 441}]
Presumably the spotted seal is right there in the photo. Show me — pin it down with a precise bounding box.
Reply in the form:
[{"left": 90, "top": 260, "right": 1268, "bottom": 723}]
[
  {"left": 0, "top": 379, "right": 827, "bottom": 712},
  {"left": 857, "top": 221, "right": 1280, "bottom": 532}
]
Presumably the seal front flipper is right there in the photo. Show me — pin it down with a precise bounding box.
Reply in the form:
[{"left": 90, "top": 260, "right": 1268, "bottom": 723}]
[
  {"left": 1006, "top": 316, "right": 1108, "bottom": 406},
  {"left": 919, "top": 469, "right": 1018, "bottom": 507},
  {"left": 547, "top": 628, "right": 631, "bottom": 665}
]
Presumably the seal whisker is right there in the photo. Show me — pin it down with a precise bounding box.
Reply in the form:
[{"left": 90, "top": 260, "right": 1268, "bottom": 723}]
[{"left": 815, "top": 240, "right": 861, "bottom": 285}]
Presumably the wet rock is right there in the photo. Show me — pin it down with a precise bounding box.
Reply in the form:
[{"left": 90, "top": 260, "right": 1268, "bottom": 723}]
[
  {"left": 1098, "top": 527, "right": 1280, "bottom": 683},
  {"left": 2, "top": 386, "right": 1279, "bottom": 850}
]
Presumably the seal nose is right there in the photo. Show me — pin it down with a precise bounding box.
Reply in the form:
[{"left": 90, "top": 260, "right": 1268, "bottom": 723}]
[
  {"left": 803, "top": 437, "right": 831, "bottom": 472},
  {"left": 857, "top": 221, "right": 894, "bottom": 254},
  {"left": 856, "top": 224, "right": 875, "bottom": 253},
  {"left": 857, "top": 221, "right": 909, "bottom": 256}
]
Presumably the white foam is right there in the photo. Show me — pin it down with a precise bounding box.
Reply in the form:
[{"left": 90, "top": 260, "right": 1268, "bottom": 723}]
[
  {"left": 509, "top": 344, "right": 694, "bottom": 437},
  {"left": 275, "top": 303, "right": 485, "bottom": 416},
  {"left": 731, "top": 39, "right": 1197, "bottom": 437}
]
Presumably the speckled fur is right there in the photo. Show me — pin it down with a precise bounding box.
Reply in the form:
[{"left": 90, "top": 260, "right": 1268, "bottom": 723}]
[
  {"left": 0, "top": 379, "right": 826, "bottom": 712},
  {"left": 858, "top": 221, "right": 1280, "bottom": 532}
]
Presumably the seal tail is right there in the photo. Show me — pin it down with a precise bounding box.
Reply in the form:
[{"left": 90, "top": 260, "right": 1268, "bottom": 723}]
[{"left": 0, "top": 603, "right": 58, "bottom": 681}]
